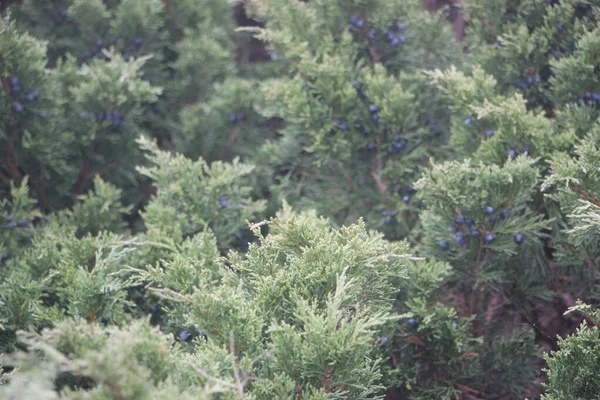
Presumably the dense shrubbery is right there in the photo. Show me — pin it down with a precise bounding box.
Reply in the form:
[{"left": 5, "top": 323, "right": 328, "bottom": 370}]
[{"left": 2, "top": 0, "right": 600, "bottom": 398}]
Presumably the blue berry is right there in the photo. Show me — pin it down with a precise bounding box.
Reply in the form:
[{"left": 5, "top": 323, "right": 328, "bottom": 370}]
[
  {"left": 455, "top": 216, "right": 466, "bottom": 225},
  {"left": 13, "top": 103, "right": 24, "bottom": 113},
  {"left": 452, "top": 321, "right": 459, "bottom": 329},
  {"left": 471, "top": 228, "right": 480, "bottom": 238},
  {"left": 398, "top": 36, "right": 406, "bottom": 44},
  {"left": 407, "top": 318, "right": 418, "bottom": 328},
  {"left": 229, "top": 114, "right": 238, "bottom": 123},
  {"left": 557, "top": 25, "right": 564, "bottom": 32},
  {"left": 371, "top": 113, "right": 380, "bottom": 122},
  {"left": 514, "top": 233, "right": 524, "bottom": 244},
  {"left": 12, "top": 84, "right": 21, "bottom": 93},
  {"left": 1, "top": 253, "right": 8, "bottom": 261},
  {"left": 464, "top": 118, "right": 472, "bottom": 125},
  {"left": 367, "top": 143, "right": 377, "bottom": 152},
  {"left": 96, "top": 38, "right": 104, "bottom": 47},
  {"left": 219, "top": 198, "right": 228, "bottom": 208},
  {"left": 113, "top": 112, "right": 122, "bottom": 126},
  {"left": 349, "top": 15, "right": 359, "bottom": 25},
  {"left": 133, "top": 37, "right": 144, "bottom": 46},
  {"left": 150, "top": 305, "right": 160, "bottom": 316},
  {"left": 338, "top": 123, "right": 347, "bottom": 131},
  {"left": 438, "top": 240, "right": 450, "bottom": 250},
  {"left": 6, "top": 222, "right": 15, "bottom": 229},
  {"left": 489, "top": 215, "right": 498, "bottom": 224},
  {"left": 500, "top": 210, "right": 509, "bottom": 219},
  {"left": 397, "top": 23, "right": 406, "bottom": 32},
  {"left": 526, "top": 77, "right": 534, "bottom": 86},
  {"left": 485, "top": 233, "right": 495, "bottom": 244},
  {"left": 402, "top": 195, "right": 410, "bottom": 204},
  {"left": 17, "top": 219, "right": 26, "bottom": 228},
  {"left": 455, "top": 234, "right": 464, "bottom": 245},
  {"left": 368, "top": 104, "right": 378, "bottom": 113},
  {"left": 485, "top": 206, "right": 494, "bottom": 214},
  {"left": 485, "top": 129, "right": 495, "bottom": 138},
  {"left": 522, "top": 147, "right": 530, "bottom": 156},
  {"left": 395, "top": 140, "right": 406, "bottom": 150},
  {"left": 508, "top": 149, "right": 517, "bottom": 159},
  {"left": 407, "top": 186, "right": 416, "bottom": 194},
  {"left": 26, "top": 92, "right": 38, "bottom": 102},
  {"left": 10, "top": 76, "right": 19, "bottom": 86},
  {"left": 6, "top": 215, "right": 13, "bottom": 222},
  {"left": 179, "top": 331, "right": 192, "bottom": 342},
  {"left": 376, "top": 336, "right": 388, "bottom": 346},
  {"left": 355, "top": 19, "right": 365, "bottom": 28}
]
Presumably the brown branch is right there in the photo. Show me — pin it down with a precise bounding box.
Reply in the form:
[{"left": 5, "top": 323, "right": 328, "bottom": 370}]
[
  {"left": 570, "top": 184, "right": 600, "bottom": 207},
  {"left": 228, "top": 331, "right": 245, "bottom": 398},
  {"left": 350, "top": 11, "right": 381, "bottom": 64},
  {"left": 162, "top": 0, "right": 184, "bottom": 41},
  {"left": 74, "top": 158, "right": 92, "bottom": 195},
  {"left": 103, "top": 381, "right": 124, "bottom": 400},
  {"left": 5, "top": 150, "right": 23, "bottom": 181},
  {"left": 0, "top": 168, "right": 11, "bottom": 185},
  {"left": 295, "top": 382, "right": 303, "bottom": 400}
]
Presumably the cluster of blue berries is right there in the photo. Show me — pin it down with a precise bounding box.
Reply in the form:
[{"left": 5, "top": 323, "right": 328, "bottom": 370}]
[
  {"left": 575, "top": 91, "right": 600, "bottom": 109},
  {"left": 5, "top": 215, "right": 27, "bottom": 230},
  {"left": 367, "top": 23, "right": 407, "bottom": 47},
  {"left": 507, "top": 146, "right": 532, "bottom": 161},
  {"left": 514, "top": 76, "right": 542, "bottom": 90},
  {"left": 348, "top": 15, "right": 366, "bottom": 30},
  {"left": 368, "top": 104, "right": 380, "bottom": 123},
  {"left": 122, "top": 37, "right": 144, "bottom": 61},
  {"left": 9, "top": 76, "right": 39, "bottom": 113},
  {"left": 79, "top": 37, "right": 143, "bottom": 64},
  {"left": 464, "top": 117, "right": 497, "bottom": 138},
  {"left": 178, "top": 326, "right": 208, "bottom": 343},
  {"left": 79, "top": 38, "right": 115, "bottom": 63},
  {"left": 228, "top": 112, "right": 245, "bottom": 124},
  {"left": 382, "top": 209, "right": 397, "bottom": 225},
  {"left": 438, "top": 207, "right": 525, "bottom": 251},
  {"left": 80, "top": 110, "right": 123, "bottom": 127},
  {"left": 386, "top": 135, "right": 407, "bottom": 154},
  {"left": 347, "top": 15, "right": 407, "bottom": 48}
]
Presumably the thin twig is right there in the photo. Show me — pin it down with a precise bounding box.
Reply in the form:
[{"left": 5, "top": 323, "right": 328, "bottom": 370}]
[
  {"left": 229, "top": 331, "right": 246, "bottom": 397},
  {"left": 571, "top": 185, "right": 600, "bottom": 207}
]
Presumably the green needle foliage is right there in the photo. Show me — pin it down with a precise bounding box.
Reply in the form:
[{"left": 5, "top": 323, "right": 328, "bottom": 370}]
[{"left": 2, "top": 0, "right": 600, "bottom": 399}]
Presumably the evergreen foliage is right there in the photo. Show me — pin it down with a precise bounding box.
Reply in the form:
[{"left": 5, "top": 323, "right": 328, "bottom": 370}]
[{"left": 2, "top": 0, "right": 600, "bottom": 399}]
